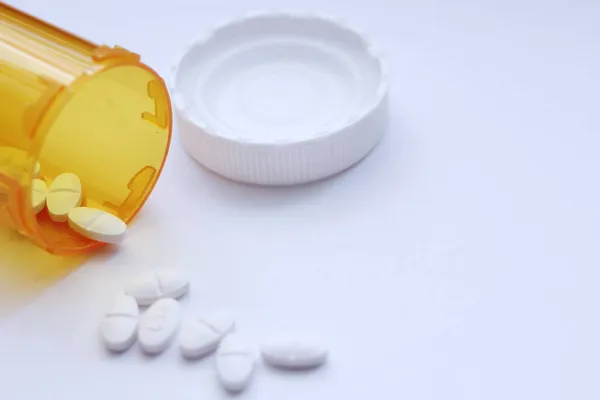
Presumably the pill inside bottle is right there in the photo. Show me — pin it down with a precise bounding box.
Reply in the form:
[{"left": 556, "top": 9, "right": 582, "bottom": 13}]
[{"left": 0, "top": 4, "right": 172, "bottom": 255}]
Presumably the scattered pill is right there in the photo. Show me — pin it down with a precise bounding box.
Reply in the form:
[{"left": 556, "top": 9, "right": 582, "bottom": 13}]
[
  {"left": 216, "top": 333, "right": 256, "bottom": 393},
  {"left": 261, "top": 335, "right": 328, "bottom": 369},
  {"left": 138, "top": 298, "right": 181, "bottom": 355},
  {"left": 179, "top": 311, "right": 235, "bottom": 359},
  {"left": 125, "top": 270, "right": 190, "bottom": 306},
  {"left": 100, "top": 295, "right": 139, "bottom": 352},
  {"left": 46, "top": 172, "right": 82, "bottom": 222},
  {"left": 68, "top": 207, "right": 127, "bottom": 244},
  {"left": 31, "top": 178, "right": 47, "bottom": 214}
]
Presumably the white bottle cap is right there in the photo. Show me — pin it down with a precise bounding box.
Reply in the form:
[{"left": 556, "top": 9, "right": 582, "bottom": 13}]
[{"left": 171, "top": 12, "right": 389, "bottom": 185}]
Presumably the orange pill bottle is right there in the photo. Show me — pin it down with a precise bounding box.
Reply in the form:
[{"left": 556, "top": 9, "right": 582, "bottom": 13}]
[{"left": 0, "top": 3, "right": 172, "bottom": 255}]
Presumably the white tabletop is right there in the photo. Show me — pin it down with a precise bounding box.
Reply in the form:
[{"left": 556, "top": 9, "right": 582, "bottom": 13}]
[{"left": 1, "top": 0, "right": 600, "bottom": 399}]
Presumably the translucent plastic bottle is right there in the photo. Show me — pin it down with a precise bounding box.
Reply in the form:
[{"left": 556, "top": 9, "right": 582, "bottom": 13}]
[{"left": 0, "top": 4, "right": 172, "bottom": 255}]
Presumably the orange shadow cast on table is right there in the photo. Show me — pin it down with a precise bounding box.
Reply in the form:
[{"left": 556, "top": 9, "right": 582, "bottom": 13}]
[{"left": 0, "top": 226, "right": 85, "bottom": 319}]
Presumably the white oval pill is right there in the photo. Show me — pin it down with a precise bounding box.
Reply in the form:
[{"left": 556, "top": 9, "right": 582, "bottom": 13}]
[
  {"left": 138, "top": 298, "right": 181, "bottom": 355},
  {"left": 68, "top": 207, "right": 127, "bottom": 244},
  {"left": 216, "top": 334, "right": 255, "bottom": 392},
  {"left": 31, "top": 178, "right": 47, "bottom": 214},
  {"left": 261, "top": 335, "right": 328, "bottom": 369},
  {"left": 180, "top": 311, "right": 235, "bottom": 359},
  {"left": 125, "top": 270, "right": 189, "bottom": 306},
  {"left": 100, "top": 295, "right": 139, "bottom": 352},
  {"left": 46, "top": 173, "right": 82, "bottom": 222}
]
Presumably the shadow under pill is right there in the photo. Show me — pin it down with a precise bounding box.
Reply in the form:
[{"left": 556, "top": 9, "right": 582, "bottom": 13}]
[
  {"left": 262, "top": 362, "right": 328, "bottom": 377},
  {"left": 140, "top": 350, "right": 165, "bottom": 360},
  {"left": 101, "top": 347, "right": 129, "bottom": 359},
  {"left": 179, "top": 355, "right": 217, "bottom": 370}
]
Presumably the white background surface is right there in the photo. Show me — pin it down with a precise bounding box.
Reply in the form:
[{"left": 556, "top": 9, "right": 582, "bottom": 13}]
[{"left": 1, "top": 0, "right": 600, "bottom": 399}]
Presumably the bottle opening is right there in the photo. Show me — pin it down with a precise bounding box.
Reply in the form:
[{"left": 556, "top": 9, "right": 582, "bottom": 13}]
[{"left": 32, "top": 65, "right": 171, "bottom": 254}]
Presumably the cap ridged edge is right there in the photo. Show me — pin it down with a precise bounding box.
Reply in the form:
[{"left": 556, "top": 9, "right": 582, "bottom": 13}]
[{"left": 171, "top": 12, "right": 389, "bottom": 185}]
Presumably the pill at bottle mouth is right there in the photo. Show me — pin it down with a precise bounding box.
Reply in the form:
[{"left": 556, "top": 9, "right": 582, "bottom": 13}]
[
  {"left": 46, "top": 172, "right": 82, "bottom": 222},
  {"left": 68, "top": 207, "right": 127, "bottom": 244},
  {"left": 31, "top": 178, "right": 47, "bottom": 214},
  {"left": 100, "top": 295, "right": 139, "bottom": 352},
  {"left": 179, "top": 311, "right": 235, "bottom": 359},
  {"left": 261, "top": 335, "right": 328, "bottom": 369},
  {"left": 125, "top": 270, "right": 190, "bottom": 306},
  {"left": 216, "top": 333, "right": 256, "bottom": 393},
  {"left": 138, "top": 298, "right": 181, "bottom": 355}
]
